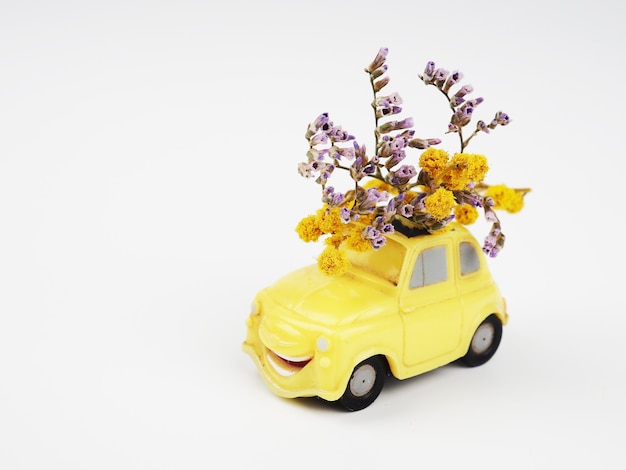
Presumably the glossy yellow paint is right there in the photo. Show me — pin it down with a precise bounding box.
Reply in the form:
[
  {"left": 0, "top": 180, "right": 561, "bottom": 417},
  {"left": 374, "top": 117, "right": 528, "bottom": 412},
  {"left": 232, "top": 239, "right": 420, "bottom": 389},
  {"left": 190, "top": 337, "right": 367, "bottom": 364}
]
[{"left": 243, "top": 223, "right": 508, "bottom": 404}]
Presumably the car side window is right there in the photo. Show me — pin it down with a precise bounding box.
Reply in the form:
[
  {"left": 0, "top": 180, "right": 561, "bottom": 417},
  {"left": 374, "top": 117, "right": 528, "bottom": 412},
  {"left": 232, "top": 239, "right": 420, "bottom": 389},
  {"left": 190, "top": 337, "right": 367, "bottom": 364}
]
[
  {"left": 460, "top": 242, "right": 481, "bottom": 275},
  {"left": 410, "top": 246, "right": 447, "bottom": 289}
]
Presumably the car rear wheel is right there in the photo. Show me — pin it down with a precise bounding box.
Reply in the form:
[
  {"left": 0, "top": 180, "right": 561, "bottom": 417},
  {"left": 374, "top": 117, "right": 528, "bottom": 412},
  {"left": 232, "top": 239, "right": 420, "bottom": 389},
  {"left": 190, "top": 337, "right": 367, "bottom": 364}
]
[
  {"left": 462, "top": 314, "right": 502, "bottom": 367},
  {"left": 338, "top": 356, "right": 387, "bottom": 411}
]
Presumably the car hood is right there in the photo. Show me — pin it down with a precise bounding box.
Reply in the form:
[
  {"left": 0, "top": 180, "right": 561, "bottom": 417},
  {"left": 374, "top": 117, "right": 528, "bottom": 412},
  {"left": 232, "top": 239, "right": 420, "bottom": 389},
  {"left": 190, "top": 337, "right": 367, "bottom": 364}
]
[{"left": 262, "top": 264, "right": 397, "bottom": 326}]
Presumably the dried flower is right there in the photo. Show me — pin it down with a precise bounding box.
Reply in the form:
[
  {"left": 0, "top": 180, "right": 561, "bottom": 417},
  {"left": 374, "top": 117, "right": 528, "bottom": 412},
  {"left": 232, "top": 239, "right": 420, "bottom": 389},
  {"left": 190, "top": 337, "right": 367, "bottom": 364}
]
[
  {"left": 378, "top": 117, "right": 414, "bottom": 134},
  {"left": 484, "top": 184, "right": 525, "bottom": 213},
  {"left": 454, "top": 204, "right": 479, "bottom": 225},
  {"left": 442, "top": 70, "right": 463, "bottom": 93},
  {"left": 408, "top": 137, "right": 441, "bottom": 149},
  {"left": 425, "top": 188, "right": 456, "bottom": 220},
  {"left": 318, "top": 245, "right": 350, "bottom": 276},
  {"left": 366, "top": 47, "right": 389, "bottom": 73},
  {"left": 419, "top": 148, "right": 449, "bottom": 180},
  {"left": 296, "top": 47, "right": 528, "bottom": 274},
  {"left": 420, "top": 61, "right": 436, "bottom": 83}
]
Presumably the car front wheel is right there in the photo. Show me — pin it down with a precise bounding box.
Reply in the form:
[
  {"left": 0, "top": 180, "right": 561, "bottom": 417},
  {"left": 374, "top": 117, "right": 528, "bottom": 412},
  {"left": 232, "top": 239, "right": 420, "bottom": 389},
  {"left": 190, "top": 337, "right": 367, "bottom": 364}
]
[
  {"left": 462, "top": 314, "right": 502, "bottom": 367},
  {"left": 338, "top": 356, "right": 387, "bottom": 411}
]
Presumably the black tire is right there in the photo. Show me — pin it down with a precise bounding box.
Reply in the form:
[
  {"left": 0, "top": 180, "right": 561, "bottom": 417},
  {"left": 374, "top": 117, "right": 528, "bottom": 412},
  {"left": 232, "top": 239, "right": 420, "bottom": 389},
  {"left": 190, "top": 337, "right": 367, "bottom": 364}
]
[
  {"left": 462, "top": 314, "right": 502, "bottom": 367},
  {"left": 338, "top": 356, "right": 387, "bottom": 411}
]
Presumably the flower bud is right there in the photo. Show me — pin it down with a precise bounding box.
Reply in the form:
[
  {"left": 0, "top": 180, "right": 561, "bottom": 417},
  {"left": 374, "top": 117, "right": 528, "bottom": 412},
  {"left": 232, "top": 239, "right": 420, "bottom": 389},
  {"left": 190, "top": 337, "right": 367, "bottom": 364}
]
[
  {"left": 420, "top": 61, "right": 436, "bottom": 83},
  {"left": 366, "top": 47, "right": 389, "bottom": 73},
  {"left": 375, "top": 92, "right": 402, "bottom": 107},
  {"left": 451, "top": 106, "right": 473, "bottom": 127},
  {"left": 434, "top": 68, "right": 449, "bottom": 88},
  {"left": 370, "top": 65, "right": 388, "bottom": 80},
  {"left": 373, "top": 76, "right": 390, "bottom": 92},
  {"left": 309, "top": 132, "right": 328, "bottom": 146},
  {"left": 408, "top": 137, "right": 441, "bottom": 149},
  {"left": 476, "top": 120, "right": 490, "bottom": 133},
  {"left": 495, "top": 111, "right": 510, "bottom": 126},
  {"left": 454, "top": 84, "right": 473, "bottom": 99},
  {"left": 442, "top": 70, "right": 463, "bottom": 94}
]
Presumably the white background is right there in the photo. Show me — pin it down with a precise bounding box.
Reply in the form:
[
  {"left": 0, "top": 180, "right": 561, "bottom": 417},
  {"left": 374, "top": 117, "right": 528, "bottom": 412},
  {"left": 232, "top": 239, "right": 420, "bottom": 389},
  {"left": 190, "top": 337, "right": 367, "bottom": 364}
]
[{"left": 1, "top": 1, "right": 624, "bottom": 469}]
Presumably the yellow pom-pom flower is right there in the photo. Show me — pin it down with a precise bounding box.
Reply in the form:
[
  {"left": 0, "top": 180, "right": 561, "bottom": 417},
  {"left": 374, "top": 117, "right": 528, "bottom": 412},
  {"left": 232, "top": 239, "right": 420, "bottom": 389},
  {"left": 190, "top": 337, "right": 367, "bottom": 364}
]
[
  {"left": 465, "top": 153, "right": 489, "bottom": 182},
  {"left": 485, "top": 184, "right": 524, "bottom": 213},
  {"left": 442, "top": 153, "right": 489, "bottom": 190},
  {"left": 318, "top": 245, "right": 349, "bottom": 276},
  {"left": 425, "top": 187, "right": 455, "bottom": 220},
  {"left": 317, "top": 207, "right": 344, "bottom": 234},
  {"left": 296, "top": 214, "right": 322, "bottom": 242},
  {"left": 454, "top": 204, "right": 479, "bottom": 225},
  {"left": 419, "top": 148, "right": 449, "bottom": 179},
  {"left": 345, "top": 227, "right": 371, "bottom": 252}
]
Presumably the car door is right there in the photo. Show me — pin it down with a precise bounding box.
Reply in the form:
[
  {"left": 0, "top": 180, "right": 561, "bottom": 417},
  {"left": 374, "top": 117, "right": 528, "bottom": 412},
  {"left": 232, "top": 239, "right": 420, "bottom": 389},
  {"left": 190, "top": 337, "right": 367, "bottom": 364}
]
[{"left": 399, "top": 239, "right": 463, "bottom": 366}]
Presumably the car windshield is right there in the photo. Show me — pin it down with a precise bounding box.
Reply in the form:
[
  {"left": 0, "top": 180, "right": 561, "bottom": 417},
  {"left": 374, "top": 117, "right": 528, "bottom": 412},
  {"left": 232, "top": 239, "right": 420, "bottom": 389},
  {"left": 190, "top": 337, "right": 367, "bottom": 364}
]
[{"left": 346, "top": 238, "right": 406, "bottom": 285}]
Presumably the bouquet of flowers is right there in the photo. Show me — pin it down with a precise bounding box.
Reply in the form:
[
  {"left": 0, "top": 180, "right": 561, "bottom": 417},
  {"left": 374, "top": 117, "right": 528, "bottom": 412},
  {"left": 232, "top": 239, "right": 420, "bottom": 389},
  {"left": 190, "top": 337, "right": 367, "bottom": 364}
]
[{"left": 296, "top": 47, "right": 529, "bottom": 276}]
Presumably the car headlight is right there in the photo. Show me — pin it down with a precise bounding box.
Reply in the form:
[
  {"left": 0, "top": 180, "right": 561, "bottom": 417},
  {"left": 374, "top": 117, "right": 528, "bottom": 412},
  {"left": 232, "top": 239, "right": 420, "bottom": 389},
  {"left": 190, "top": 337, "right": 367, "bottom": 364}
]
[{"left": 316, "top": 336, "right": 330, "bottom": 352}]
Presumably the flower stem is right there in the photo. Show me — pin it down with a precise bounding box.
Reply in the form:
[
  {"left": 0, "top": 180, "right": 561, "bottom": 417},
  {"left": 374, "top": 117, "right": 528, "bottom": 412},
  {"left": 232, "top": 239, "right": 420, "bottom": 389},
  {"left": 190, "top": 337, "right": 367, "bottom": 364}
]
[{"left": 368, "top": 72, "right": 380, "bottom": 154}]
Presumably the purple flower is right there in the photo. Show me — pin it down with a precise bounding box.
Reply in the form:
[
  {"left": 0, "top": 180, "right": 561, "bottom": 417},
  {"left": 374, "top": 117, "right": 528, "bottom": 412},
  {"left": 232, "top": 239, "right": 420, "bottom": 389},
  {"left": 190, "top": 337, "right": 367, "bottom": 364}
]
[
  {"left": 491, "top": 111, "right": 510, "bottom": 127},
  {"left": 376, "top": 105, "right": 403, "bottom": 118},
  {"left": 369, "top": 64, "right": 387, "bottom": 79},
  {"left": 363, "top": 187, "right": 388, "bottom": 206},
  {"left": 451, "top": 106, "right": 474, "bottom": 127},
  {"left": 387, "top": 165, "right": 417, "bottom": 185},
  {"left": 373, "top": 92, "right": 402, "bottom": 108},
  {"left": 353, "top": 188, "right": 389, "bottom": 214},
  {"left": 306, "top": 113, "right": 332, "bottom": 139},
  {"left": 421, "top": 61, "right": 436, "bottom": 83},
  {"left": 315, "top": 162, "right": 335, "bottom": 185},
  {"left": 350, "top": 157, "right": 365, "bottom": 181},
  {"left": 455, "top": 190, "right": 483, "bottom": 208},
  {"left": 354, "top": 141, "right": 367, "bottom": 160},
  {"left": 328, "top": 126, "right": 354, "bottom": 143},
  {"left": 373, "top": 76, "right": 390, "bottom": 92},
  {"left": 434, "top": 68, "right": 449, "bottom": 87},
  {"left": 298, "top": 162, "right": 315, "bottom": 179},
  {"left": 476, "top": 120, "right": 490, "bottom": 134},
  {"left": 330, "top": 145, "right": 355, "bottom": 161},
  {"left": 484, "top": 206, "right": 498, "bottom": 223},
  {"left": 309, "top": 132, "right": 328, "bottom": 146},
  {"left": 408, "top": 137, "right": 442, "bottom": 149},
  {"left": 450, "top": 86, "right": 475, "bottom": 108},
  {"left": 378, "top": 135, "right": 407, "bottom": 158},
  {"left": 340, "top": 207, "right": 351, "bottom": 224},
  {"left": 378, "top": 117, "right": 414, "bottom": 134},
  {"left": 371, "top": 236, "right": 387, "bottom": 250},
  {"left": 483, "top": 227, "right": 505, "bottom": 258},
  {"left": 306, "top": 147, "right": 324, "bottom": 162},
  {"left": 362, "top": 226, "right": 381, "bottom": 240},
  {"left": 411, "top": 192, "right": 427, "bottom": 211},
  {"left": 366, "top": 47, "right": 389, "bottom": 73},
  {"left": 400, "top": 204, "right": 414, "bottom": 217},
  {"left": 450, "top": 96, "right": 465, "bottom": 108},
  {"left": 350, "top": 156, "right": 377, "bottom": 182},
  {"left": 322, "top": 186, "right": 344, "bottom": 207},
  {"left": 384, "top": 150, "right": 406, "bottom": 170},
  {"left": 313, "top": 113, "right": 330, "bottom": 130},
  {"left": 447, "top": 123, "right": 460, "bottom": 133},
  {"left": 363, "top": 162, "right": 377, "bottom": 175},
  {"left": 454, "top": 84, "right": 473, "bottom": 99},
  {"left": 443, "top": 70, "right": 463, "bottom": 93}
]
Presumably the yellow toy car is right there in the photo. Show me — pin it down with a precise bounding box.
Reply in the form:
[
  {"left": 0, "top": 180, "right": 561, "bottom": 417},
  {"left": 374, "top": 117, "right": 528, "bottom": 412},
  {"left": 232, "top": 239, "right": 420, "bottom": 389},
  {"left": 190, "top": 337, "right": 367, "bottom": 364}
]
[{"left": 243, "top": 222, "right": 508, "bottom": 411}]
